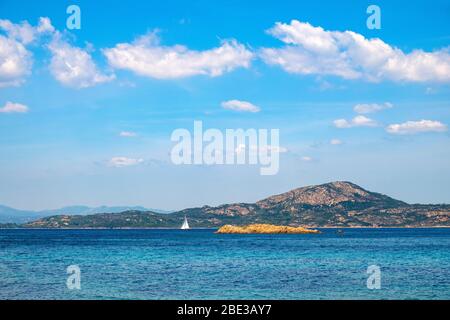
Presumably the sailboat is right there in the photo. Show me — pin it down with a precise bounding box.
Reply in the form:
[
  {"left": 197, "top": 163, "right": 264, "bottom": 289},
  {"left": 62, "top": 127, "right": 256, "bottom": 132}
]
[{"left": 180, "top": 215, "right": 190, "bottom": 230}]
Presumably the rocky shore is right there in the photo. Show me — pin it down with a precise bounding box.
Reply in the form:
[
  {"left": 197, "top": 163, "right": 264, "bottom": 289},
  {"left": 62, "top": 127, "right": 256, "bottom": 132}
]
[{"left": 215, "top": 223, "right": 320, "bottom": 234}]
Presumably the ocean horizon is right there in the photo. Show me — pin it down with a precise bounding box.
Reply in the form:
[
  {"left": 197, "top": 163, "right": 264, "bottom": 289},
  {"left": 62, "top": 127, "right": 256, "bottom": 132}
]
[{"left": 1, "top": 228, "right": 449, "bottom": 300}]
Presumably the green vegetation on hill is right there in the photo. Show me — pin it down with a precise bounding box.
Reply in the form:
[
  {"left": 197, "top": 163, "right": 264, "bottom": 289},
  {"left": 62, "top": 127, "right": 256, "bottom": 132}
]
[{"left": 1, "top": 182, "right": 449, "bottom": 229}]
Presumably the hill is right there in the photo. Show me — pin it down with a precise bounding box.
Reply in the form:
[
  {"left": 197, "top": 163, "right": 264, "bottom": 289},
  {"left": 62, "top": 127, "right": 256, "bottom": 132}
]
[
  {"left": 4, "top": 181, "right": 449, "bottom": 228},
  {"left": 0, "top": 205, "right": 171, "bottom": 223}
]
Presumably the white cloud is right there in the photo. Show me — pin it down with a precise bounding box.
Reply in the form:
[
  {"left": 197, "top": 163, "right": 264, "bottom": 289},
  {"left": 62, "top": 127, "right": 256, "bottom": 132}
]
[
  {"left": 0, "top": 17, "right": 112, "bottom": 89},
  {"left": 0, "top": 17, "right": 54, "bottom": 45},
  {"left": 354, "top": 102, "right": 393, "bottom": 114},
  {"left": 0, "top": 101, "right": 29, "bottom": 113},
  {"left": 386, "top": 120, "right": 447, "bottom": 135},
  {"left": 330, "top": 139, "right": 343, "bottom": 145},
  {"left": 334, "top": 115, "right": 377, "bottom": 128},
  {"left": 48, "top": 35, "right": 115, "bottom": 88},
  {"left": 108, "top": 157, "right": 144, "bottom": 167},
  {"left": 333, "top": 119, "right": 351, "bottom": 128},
  {"left": 0, "top": 18, "right": 52, "bottom": 87},
  {"left": 261, "top": 20, "right": 450, "bottom": 83},
  {"left": 0, "top": 35, "right": 32, "bottom": 87},
  {"left": 0, "top": 20, "right": 36, "bottom": 45},
  {"left": 221, "top": 100, "right": 260, "bottom": 112},
  {"left": 103, "top": 31, "right": 253, "bottom": 79},
  {"left": 17, "top": 17, "right": 116, "bottom": 89},
  {"left": 36, "top": 17, "right": 55, "bottom": 34},
  {"left": 301, "top": 156, "right": 313, "bottom": 162},
  {"left": 119, "top": 131, "right": 137, "bottom": 137}
]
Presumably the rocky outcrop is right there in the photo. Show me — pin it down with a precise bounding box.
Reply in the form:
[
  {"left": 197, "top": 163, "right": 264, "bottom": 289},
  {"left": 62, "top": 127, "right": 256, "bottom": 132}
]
[{"left": 216, "top": 224, "right": 320, "bottom": 234}]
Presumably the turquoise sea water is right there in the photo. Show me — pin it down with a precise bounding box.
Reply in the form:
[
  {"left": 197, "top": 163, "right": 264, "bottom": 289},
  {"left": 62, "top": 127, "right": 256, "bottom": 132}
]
[{"left": 0, "top": 228, "right": 449, "bottom": 300}]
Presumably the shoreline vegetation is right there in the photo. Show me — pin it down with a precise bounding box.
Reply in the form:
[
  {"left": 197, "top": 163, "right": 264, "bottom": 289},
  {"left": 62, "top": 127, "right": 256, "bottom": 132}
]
[
  {"left": 0, "top": 182, "right": 449, "bottom": 229},
  {"left": 216, "top": 224, "right": 321, "bottom": 234},
  {"left": 1, "top": 226, "right": 450, "bottom": 230}
]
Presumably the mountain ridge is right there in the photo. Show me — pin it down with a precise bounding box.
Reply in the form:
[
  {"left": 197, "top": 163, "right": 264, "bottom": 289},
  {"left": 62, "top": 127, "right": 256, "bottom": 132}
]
[
  {"left": 2, "top": 181, "right": 449, "bottom": 228},
  {"left": 0, "top": 204, "right": 172, "bottom": 223}
]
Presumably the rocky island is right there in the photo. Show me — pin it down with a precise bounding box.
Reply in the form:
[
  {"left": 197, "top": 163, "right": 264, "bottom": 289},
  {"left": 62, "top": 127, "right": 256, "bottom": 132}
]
[{"left": 216, "top": 224, "right": 320, "bottom": 234}]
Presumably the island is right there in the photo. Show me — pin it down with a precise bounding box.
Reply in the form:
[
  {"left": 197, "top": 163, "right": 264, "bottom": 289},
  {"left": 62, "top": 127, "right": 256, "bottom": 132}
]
[
  {"left": 1, "top": 182, "right": 449, "bottom": 229},
  {"left": 215, "top": 223, "right": 321, "bottom": 234}
]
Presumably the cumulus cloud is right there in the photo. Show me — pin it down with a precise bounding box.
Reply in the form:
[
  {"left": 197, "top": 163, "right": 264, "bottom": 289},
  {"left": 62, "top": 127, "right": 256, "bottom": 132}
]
[
  {"left": 0, "top": 20, "right": 36, "bottom": 45},
  {"left": 0, "top": 17, "right": 112, "bottom": 89},
  {"left": 260, "top": 20, "right": 450, "bottom": 83},
  {"left": 108, "top": 157, "right": 144, "bottom": 167},
  {"left": 221, "top": 100, "right": 260, "bottom": 112},
  {"left": 354, "top": 102, "right": 393, "bottom": 114},
  {"left": 103, "top": 31, "right": 253, "bottom": 79},
  {"left": 35, "top": 17, "right": 55, "bottom": 34},
  {"left": 119, "top": 131, "right": 137, "bottom": 137},
  {"left": 386, "top": 120, "right": 447, "bottom": 135},
  {"left": 334, "top": 115, "right": 377, "bottom": 128},
  {"left": 0, "top": 35, "right": 32, "bottom": 87},
  {"left": 48, "top": 34, "right": 115, "bottom": 88},
  {"left": 0, "top": 17, "right": 56, "bottom": 88},
  {"left": 330, "top": 139, "right": 343, "bottom": 145},
  {"left": 0, "top": 101, "right": 29, "bottom": 113},
  {"left": 0, "top": 17, "right": 54, "bottom": 45}
]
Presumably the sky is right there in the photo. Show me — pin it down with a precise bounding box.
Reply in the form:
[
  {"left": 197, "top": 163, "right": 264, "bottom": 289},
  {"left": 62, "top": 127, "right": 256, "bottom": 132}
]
[{"left": 0, "top": 0, "right": 449, "bottom": 211}]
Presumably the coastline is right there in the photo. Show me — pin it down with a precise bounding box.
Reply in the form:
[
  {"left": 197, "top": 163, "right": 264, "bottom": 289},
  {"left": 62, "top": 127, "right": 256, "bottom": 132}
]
[{"left": 1, "top": 226, "right": 450, "bottom": 230}]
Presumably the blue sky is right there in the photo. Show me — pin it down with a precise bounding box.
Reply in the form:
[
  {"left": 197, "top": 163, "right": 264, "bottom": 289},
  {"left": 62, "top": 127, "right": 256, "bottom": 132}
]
[{"left": 0, "top": 0, "right": 449, "bottom": 210}]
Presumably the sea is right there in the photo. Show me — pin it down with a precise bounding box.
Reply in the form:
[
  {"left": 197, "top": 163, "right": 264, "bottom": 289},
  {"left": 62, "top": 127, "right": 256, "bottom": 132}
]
[{"left": 0, "top": 228, "right": 449, "bottom": 300}]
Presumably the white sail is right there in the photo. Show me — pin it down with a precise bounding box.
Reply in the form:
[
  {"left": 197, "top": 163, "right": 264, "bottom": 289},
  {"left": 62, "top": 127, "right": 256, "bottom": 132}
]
[{"left": 181, "top": 216, "right": 190, "bottom": 230}]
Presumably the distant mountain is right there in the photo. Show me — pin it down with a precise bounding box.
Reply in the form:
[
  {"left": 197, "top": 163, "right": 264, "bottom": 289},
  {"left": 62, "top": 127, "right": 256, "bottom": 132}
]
[
  {"left": 0, "top": 205, "right": 46, "bottom": 224},
  {"left": 0, "top": 205, "right": 172, "bottom": 223},
  {"left": 7, "top": 181, "right": 449, "bottom": 229}
]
